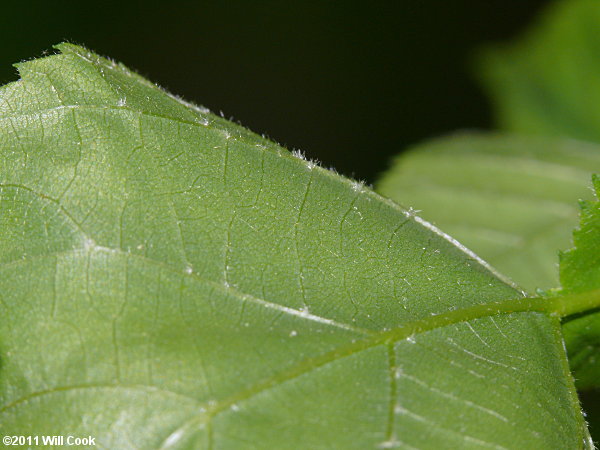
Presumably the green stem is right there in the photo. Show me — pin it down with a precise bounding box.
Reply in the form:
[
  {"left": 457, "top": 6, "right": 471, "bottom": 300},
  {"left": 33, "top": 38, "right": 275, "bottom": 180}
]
[
  {"left": 380, "top": 288, "right": 600, "bottom": 345},
  {"left": 546, "top": 288, "right": 600, "bottom": 318}
]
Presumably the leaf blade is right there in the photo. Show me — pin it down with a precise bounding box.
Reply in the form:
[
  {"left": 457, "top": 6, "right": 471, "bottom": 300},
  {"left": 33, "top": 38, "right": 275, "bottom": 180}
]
[{"left": 0, "top": 45, "right": 589, "bottom": 448}]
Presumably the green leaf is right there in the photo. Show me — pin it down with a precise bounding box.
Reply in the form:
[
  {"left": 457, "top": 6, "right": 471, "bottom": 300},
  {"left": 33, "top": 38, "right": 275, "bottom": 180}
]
[
  {"left": 0, "top": 44, "right": 591, "bottom": 448},
  {"left": 561, "top": 175, "right": 600, "bottom": 294},
  {"left": 560, "top": 175, "right": 600, "bottom": 390},
  {"left": 478, "top": 0, "right": 600, "bottom": 142},
  {"left": 376, "top": 133, "right": 600, "bottom": 292}
]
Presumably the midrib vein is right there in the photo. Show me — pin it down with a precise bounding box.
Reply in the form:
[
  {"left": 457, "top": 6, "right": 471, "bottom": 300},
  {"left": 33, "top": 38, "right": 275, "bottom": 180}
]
[{"left": 198, "top": 288, "right": 600, "bottom": 419}]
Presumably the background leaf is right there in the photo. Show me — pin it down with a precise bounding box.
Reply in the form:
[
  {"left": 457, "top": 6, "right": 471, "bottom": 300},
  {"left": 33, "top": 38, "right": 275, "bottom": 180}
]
[
  {"left": 376, "top": 133, "right": 600, "bottom": 292},
  {"left": 478, "top": 0, "right": 600, "bottom": 142},
  {"left": 0, "top": 45, "right": 590, "bottom": 448}
]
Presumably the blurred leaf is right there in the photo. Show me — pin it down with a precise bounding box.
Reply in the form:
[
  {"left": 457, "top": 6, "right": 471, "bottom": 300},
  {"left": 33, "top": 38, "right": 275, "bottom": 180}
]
[
  {"left": 376, "top": 133, "right": 600, "bottom": 292},
  {"left": 479, "top": 0, "right": 600, "bottom": 142},
  {"left": 0, "top": 44, "right": 591, "bottom": 448}
]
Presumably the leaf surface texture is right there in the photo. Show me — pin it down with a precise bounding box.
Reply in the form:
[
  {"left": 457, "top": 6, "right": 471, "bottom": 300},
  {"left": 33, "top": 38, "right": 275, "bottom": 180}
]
[{"left": 0, "top": 44, "right": 590, "bottom": 449}]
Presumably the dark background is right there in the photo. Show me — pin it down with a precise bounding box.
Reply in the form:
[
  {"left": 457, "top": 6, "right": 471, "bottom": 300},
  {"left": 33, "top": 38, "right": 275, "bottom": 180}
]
[{"left": 1, "top": 0, "right": 549, "bottom": 183}]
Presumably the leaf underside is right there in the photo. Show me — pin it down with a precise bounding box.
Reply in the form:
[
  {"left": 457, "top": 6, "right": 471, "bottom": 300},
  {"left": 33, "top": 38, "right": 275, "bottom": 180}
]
[{"left": 0, "top": 44, "right": 589, "bottom": 448}]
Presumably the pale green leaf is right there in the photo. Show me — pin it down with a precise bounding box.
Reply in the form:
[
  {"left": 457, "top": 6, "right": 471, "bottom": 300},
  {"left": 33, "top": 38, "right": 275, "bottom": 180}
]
[
  {"left": 376, "top": 133, "right": 600, "bottom": 292},
  {"left": 0, "top": 44, "right": 591, "bottom": 449},
  {"left": 478, "top": 0, "right": 600, "bottom": 141}
]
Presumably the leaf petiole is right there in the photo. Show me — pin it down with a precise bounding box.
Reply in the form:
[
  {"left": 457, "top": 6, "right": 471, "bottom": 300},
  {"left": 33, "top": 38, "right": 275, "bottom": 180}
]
[{"left": 378, "top": 288, "right": 600, "bottom": 345}]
